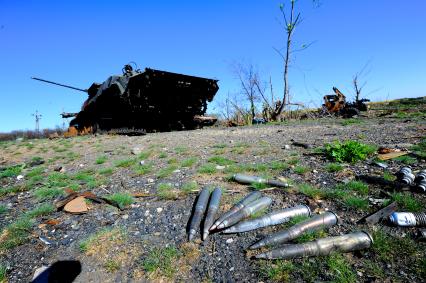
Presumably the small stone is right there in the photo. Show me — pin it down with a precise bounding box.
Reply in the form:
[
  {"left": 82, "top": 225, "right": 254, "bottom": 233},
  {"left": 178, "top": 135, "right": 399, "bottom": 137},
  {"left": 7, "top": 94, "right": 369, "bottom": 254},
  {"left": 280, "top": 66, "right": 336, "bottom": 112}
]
[
  {"left": 16, "top": 175, "right": 24, "bottom": 180},
  {"left": 216, "top": 165, "right": 225, "bottom": 170},
  {"left": 226, "top": 238, "right": 234, "bottom": 244},
  {"left": 144, "top": 210, "right": 150, "bottom": 217},
  {"left": 312, "top": 170, "right": 318, "bottom": 173},
  {"left": 79, "top": 164, "right": 84, "bottom": 168},
  {"left": 284, "top": 144, "right": 291, "bottom": 150},
  {"left": 173, "top": 169, "right": 181, "bottom": 173},
  {"left": 131, "top": 147, "right": 142, "bottom": 155},
  {"left": 140, "top": 160, "right": 145, "bottom": 165},
  {"left": 357, "top": 271, "right": 363, "bottom": 277},
  {"left": 147, "top": 178, "right": 155, "bottom": 183},
  {"left": 229, "top": 267, "right": 235, "bottom": 272},
  {"left": 54, "top": 166, "right": 63, "bottom": 172},
  {"left": 156, "top": 207, "right": 163, "bottom": 213},
  {"left": 122, "top": 214, "right": 129, "bottom": 220}
]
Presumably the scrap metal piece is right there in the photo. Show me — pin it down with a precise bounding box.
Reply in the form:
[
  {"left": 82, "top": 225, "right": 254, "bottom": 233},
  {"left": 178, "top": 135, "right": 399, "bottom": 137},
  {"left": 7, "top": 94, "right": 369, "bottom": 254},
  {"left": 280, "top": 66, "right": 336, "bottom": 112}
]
[
  {"left": 216, "top": 196, "right": 273, "bottom": 230},
  {"left": 388, "top": 212, "right": 426, "bottom": 227},
  {"left": 223, "top": 205, "right": 311, "bottom": 234},
  {"left": 255, "top": 231, "right": 373, "bottom": 259},
  {"left": 203, "top": 188, "right": 222, "bottom": 241},
  {"left": 210, "top": 191, "right": 261, "bottom": 231},
  {"left": 415, "top": 170, "right": 426, "bottom": 182},
  {"left": 250, "top": 211, "right": 338, "bottom": 250},
  {"left": 416, "top": 179, "right": 426, "bottom": 193},
  {"left": 232, "top": 174, "right": 289, "bottom": 188},
  {"left": 359, "top": 201, "right": 398, "bottom": 225},
  {"left": 188, "top": 187, "right": 211, "bottom": 241},
  {"left": 395, "top": 167, "right": 415, "bottom": 185},
  {"left": 418, "top": 229, "right": 426, "bottom": 241}
]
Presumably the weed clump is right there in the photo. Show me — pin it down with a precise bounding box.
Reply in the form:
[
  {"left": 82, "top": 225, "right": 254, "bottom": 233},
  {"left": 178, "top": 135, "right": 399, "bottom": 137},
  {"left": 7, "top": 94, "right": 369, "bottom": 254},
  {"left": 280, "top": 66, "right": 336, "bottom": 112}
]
[
  {"left": 324, "top": 140, "right": 376, "bottom": 163},
  {"left": 106, "top": 193, "right": 134, "bottom": 209},
  {"left": 142, "top": 246, "right": 180, "bottom": 279}
]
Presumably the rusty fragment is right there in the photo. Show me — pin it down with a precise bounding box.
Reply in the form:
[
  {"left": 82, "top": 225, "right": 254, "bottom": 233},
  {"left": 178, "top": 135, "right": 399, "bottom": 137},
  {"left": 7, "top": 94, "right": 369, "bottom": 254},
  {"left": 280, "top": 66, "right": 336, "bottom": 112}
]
[
  {"left": 63, "top": 196, "right": 88, "bottom": 214},
  {"left": 359, "top": 201, "right": 398, "bottom": 224},
  {"left": 378, "top": 151, "right": 409, "bottom": 161}
]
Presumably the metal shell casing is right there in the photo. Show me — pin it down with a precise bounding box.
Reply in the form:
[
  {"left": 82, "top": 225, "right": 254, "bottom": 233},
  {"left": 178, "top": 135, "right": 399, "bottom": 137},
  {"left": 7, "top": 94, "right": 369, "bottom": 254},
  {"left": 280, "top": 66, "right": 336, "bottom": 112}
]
[
  {"left": 188, "top": 187, "right": 211, "bottom": 241},
  {"left": 255, "top": 231, "right": 373, "bottom": 259},
  {"left": 223, "top": 205, "right": 311, "bottom": 234},
  {"left": 210, "top": 191, "right": 261, "bottom": 231},
  {"left": 217, "top": 196, "right": 273, "bottom": 230},
  {"left": 202, "top": 188, "right": 222, "bottom": 240},
  {"left": 250, "top": 211, "right": 338, "bottom": 249}
]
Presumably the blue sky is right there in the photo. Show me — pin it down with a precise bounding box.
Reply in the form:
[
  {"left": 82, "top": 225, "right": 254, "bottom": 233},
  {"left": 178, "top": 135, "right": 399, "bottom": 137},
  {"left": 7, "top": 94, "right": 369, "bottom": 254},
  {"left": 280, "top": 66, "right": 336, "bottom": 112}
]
[{"left": 0, "top": 0, "right": 425, "bottom": 132}]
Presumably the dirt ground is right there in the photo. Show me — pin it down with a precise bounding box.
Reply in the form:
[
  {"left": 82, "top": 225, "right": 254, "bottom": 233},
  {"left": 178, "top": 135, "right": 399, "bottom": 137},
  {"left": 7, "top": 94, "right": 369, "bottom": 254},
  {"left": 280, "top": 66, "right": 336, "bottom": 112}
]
[{"left": 1, "top": 116, "right": 425, "bottom": 282}]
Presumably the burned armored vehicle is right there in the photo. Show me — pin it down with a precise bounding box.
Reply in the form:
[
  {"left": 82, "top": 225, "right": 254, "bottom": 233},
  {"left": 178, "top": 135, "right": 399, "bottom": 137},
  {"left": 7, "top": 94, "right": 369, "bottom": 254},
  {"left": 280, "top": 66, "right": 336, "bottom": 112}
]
[{"left": 32, "top": 63, "right": 219, "bottom": 134}]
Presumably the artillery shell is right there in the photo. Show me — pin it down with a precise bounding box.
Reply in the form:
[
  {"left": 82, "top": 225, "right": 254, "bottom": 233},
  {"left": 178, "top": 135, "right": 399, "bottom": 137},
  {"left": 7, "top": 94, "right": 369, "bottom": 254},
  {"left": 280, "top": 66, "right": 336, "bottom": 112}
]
[
  {"left": 249, "top": 211, "right": 338, "bottom": 250},
  {"left": 216, "top": 196, "right": 272, "bottom": 230},
  {"left": 232, "top": 173, "right": 288, "bottom": 188},
  {"left": 255, "top": 231, "right": 373, "bottom": 259},
  {"left": 188, "top": 187, "right": 211, "bottom": 241},
  {"left": 223, "top": 205, "right": 311, "bottom": 234},
  {"left": 202, "top": 187, "right": 222, "bottom": 240},
  {"left": 389, "top": 212, "right": 426, "bottom": 227},
  {"left": 210, "top": 191, "right": 261, "bottom": 231}
]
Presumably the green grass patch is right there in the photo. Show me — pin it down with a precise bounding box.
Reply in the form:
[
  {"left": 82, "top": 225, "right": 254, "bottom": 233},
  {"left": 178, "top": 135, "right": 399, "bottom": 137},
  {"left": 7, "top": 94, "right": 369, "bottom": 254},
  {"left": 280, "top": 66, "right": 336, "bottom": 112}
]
[
  {"left": 341, "top": 118, "right": 364, "bottom": 126},
  {"left": 142, "top": 246, "right": 180, "bottom": 279},
  {"left": 181, "top": 181, "right": 198, "bottom": 194},
  {"left": 106, "top": 193, "right": 134, "bottom": 209},
  {"left": 157, "top": 183, "right": 178, "bottom": 200},
  {"left": 325, "top": 163, "right": 343, "bottom": 172},
  {"left": 259, "top": 260, "right": 294, "bottom": 282},
  {"left": 138, "top": 150, "right": 153, "bottom": 160},
  {"left": 157, "top": 165, "right": 178, "bottom": 178},
  {"left": 207, "top": 156, "right": 234, "bottom": 166},
  {"left": 95, "top": 155, "right": 108, "bottom": 164},
  {"left": 212, "top": 143, "right": 227, "bottom": 148},
  {"left": 288, "top": 158, "right": 299, "bottom": 165},
  {"left": 295, "top": 229, "right": 327, "bottom": 244},
  {"left": 388, "top": 192, "right": 423, "bottom": 212},
  {"left": 297, "top": 183, "right": 324, "bottom": 199},
  {"left": 0, "top": 204, "right": 7, "bottom": 214},
  {"left": 268, "top": 161, "right": 289, "bottom": 171},
  {"left": 197, "top": 163, "right": 217, "bottom": 174},
  {"left": 344, "top": 196, "right": 369, "bottom": 210},
  {"left": 174, "top": 146, "right": 188, "bottom": 154},
  {"left": 410, "top": 137, "right": 426, "bottom": 158},
  {"left": 74, "top": 171, "right": 98, "bottom": 189},
  {"left": 324, "top": 140, "right": 376, "bottom": 163},
  {"left": 0, "top": 217, "right": 34, "bottom": 252},
  {"left": 26, "top": 167, "right": 44, "bottom": 178},
  {"left": 181, "top": 157, "right": 198, "bottom": 167},
  {"left": 372, "top": 229, "right": 417, "bottom": 262},
  {"left": 250, "top": 182, "right": 269, "bottom": 190},
  {"left": 394, "top": 155, "right": 417, "bottom": 165},
  {"left": 334, "top": 181, "right": 369, "bottom": 196},
  {"left": 34, "top": 187, "right": 65, "bottom": 200},
  {"left": 114, "top": 158, "right": 135, "bottom": 168},
  {"left": 24, "top": 203, "right": 55, "bottom": 218},
  {"left": 293, "top": 165, "right": 309, "bottom": 175},
  {"left": 167, "top": 158, "right": 178, "bottom": 164},
  {"left": 104, "top": 259, "right": 121, "bottom": 273},
  {"left": 0, "top": 263, "right": 6, "bottom": 282},
  {"left": 326, "top": 253, "right": 356, "bottom": 283},
  {"left": 0, "top": 164, "right": 23, "bottom": 179},
  {"left": 158, "top": 152, "right": 168, "bottom": 159},
  {"left": 99, "top": 167, "right": 114, "bottom": 176},
  {"left": 134, "top": 163, "right": 153, "bottom": 175},
  {"left": 79, "top": 228, "right": 126, "bottom": 253},
  {"left": 383, "top": 170, "right": 396, "bottom": 181}
]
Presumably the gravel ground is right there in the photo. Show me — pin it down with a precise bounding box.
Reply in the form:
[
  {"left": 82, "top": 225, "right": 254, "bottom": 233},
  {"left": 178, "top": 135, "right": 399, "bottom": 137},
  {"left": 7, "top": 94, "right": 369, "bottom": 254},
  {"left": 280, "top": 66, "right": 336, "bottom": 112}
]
[{"left": 1, "top": 117, "right": 425, "bottom": 282}]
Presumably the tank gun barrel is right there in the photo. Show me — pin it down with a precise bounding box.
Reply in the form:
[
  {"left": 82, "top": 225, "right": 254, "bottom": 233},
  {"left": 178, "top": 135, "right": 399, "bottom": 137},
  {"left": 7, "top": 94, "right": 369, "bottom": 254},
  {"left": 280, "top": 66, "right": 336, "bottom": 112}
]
[{"left": 31, "top": 77, "right": 87, "bottom": 93}]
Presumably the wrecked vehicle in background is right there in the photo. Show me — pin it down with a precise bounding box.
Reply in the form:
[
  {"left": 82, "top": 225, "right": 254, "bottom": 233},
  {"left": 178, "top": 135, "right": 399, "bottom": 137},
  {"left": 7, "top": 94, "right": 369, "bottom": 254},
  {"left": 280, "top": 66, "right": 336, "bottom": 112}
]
[
  {"left": 32, "top": 63, "right": 219, "bottom": 135},
  {"left": 323, "top": 87, "right": 369, "bottom": 118}
]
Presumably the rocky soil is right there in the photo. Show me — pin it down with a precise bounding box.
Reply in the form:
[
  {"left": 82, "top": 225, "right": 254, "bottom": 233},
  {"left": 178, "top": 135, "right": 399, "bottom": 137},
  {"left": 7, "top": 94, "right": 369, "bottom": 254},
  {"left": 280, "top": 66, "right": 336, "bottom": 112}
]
[{"left": 1, "top": 117, "right": 425, "bottom": 282}]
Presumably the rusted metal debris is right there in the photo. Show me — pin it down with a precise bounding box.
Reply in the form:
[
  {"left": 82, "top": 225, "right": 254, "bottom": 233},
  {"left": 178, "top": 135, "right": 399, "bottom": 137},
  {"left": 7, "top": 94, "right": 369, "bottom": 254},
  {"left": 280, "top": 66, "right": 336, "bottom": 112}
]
[
  {"left": 322, "top": 87, "right": 369, "bottom": 118},
  {"left": 255, "top": 231, "right": 373, "bottom": 259},
  {"left": 358, "top": 201, "right": 398, "bottom": 225},
  {"left": 33, "top": 63, "right": 219, "bottom": 135}
]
